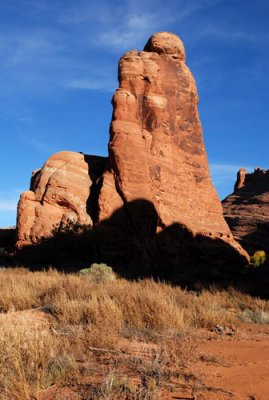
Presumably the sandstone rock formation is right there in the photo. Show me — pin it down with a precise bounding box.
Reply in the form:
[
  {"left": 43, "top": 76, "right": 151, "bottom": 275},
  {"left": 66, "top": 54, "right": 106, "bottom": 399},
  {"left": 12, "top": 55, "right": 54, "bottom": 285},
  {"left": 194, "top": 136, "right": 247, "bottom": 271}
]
[
  {"left": 98, "top": 31, "right": 248, "bottom": 264},
  {"left": 16, "top": 32, "right": 249, "bottom": 267},
  {"left": 222, "top": 168, "right": 269, "bottom": 254},
  {"left": 16, "top": 151, "right": 106, "bottom": 248}
]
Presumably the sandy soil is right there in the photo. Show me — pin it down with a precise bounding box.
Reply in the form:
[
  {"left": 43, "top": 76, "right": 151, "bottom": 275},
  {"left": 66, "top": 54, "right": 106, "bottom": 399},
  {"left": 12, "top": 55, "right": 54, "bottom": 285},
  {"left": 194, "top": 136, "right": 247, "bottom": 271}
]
[
  {"left": 39, "top": 324, "right": 269, "bottom": 400},
  {"left": 1, "top": 310, "right": 268, "bottom": 399},
  {"left": 191, "top": 324, "right": 269, "bottom": 400}
]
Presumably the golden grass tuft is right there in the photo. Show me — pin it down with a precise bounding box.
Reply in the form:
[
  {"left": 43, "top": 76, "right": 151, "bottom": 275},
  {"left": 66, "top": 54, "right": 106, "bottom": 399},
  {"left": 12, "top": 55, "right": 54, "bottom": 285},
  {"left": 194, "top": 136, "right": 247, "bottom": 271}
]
[
  {"left": 0, "top": 319, "right": 78, "bottom": 400},
  {"left": 0, "top": 267, "right": 268, "bottom": 398}
]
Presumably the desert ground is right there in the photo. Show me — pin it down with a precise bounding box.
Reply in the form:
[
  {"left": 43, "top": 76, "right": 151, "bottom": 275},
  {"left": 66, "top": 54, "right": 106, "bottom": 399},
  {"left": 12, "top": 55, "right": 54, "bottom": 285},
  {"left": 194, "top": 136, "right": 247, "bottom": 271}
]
[{"left": 0, "top": 267, "right": 268, "bottom": 400}]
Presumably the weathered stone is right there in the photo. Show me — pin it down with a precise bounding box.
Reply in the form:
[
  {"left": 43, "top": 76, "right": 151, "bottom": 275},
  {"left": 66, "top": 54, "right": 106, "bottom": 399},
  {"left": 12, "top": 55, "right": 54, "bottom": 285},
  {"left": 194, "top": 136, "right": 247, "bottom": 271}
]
[
  {"left": 223, "top": 168, "right": 269, "bottom": 254},
  {"left": 16, "top": 151, "right": 106, "bottom": 248},
  {"left": 98, "top": 31, "right": 248, "bottom": 264},
  {"left": 16, "top": 32, "right": 249, "bottom": 268}
]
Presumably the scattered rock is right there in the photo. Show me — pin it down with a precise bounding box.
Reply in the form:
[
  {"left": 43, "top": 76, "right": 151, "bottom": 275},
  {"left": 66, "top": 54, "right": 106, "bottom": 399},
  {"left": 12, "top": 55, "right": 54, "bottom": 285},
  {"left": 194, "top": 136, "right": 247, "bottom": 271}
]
[{"left": 213, "top": 324, "right": 237, "bottom": 336}]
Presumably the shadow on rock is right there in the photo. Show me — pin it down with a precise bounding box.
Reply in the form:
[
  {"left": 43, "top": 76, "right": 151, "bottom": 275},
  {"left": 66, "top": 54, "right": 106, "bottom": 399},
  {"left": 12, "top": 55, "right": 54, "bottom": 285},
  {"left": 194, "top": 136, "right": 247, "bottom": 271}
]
[{"left": 9, "top": 199, "right": 269, "bottom": 297}]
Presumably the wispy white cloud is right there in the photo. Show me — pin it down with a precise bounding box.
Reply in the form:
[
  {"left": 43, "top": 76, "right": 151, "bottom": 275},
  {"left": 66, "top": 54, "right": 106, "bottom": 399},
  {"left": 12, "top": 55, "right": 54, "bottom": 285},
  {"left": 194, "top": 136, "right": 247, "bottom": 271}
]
[
  {"left": 61, "top": 0, "right": 224, "bottom": 29},
  {"left": 0, "top": 23, "right": 119, "bottom": 99},
  {"left": 67, "top": 0, "right": 264, "bottom": 66},
  {"left": 0, "top": 98, "right": 33, "bottom": 124},
  {"left": 209, "top": 163, "right": 255, "bottom": 199},
  {"left": 0, "top": 0, "right": 262, "bottom": 102},
  {"left": 209, "top": 163, "right": 253, "bottom": 185},
  {"left": 61, "top": 0, "right": 226, "bottom": 52},
  {"left": 0, "top": 29, "right": 63, "bottom": 67},
  {"left": 93, "top": 9, "right": 163, "bottom": 50},
  {"left": 0, "top": 199, "right": 18, "bottom": 212},
  {"left": 194, "top": 27, "right": 256, "bottom": 42},
  {"left": 174, "top": 0, "right": 225, "bottom": 20},
  {"left": 90, "top": 1, "right": 225, "bottom": 51},
  {"left": 0, "top": 0, "right": 57, "bottom": 18},
  {"left": 18, "top": 132, "right": 55, "bottom": 155},
  {"left": 0, "top": 0, "right": 266, "bottom": 120},
  {"left": 0, "top": 197, "right": 18, "bottom": 226},
  {"left": 67, "top": 78, "right": 116, "bottom": 92},
  {"left": 60, "top": 2, "right": 109, "bottom": 25}
]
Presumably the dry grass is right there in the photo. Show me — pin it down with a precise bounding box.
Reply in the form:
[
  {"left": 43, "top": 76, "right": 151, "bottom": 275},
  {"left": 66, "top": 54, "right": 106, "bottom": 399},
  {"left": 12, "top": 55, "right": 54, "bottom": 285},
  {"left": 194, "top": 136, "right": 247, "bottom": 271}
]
[
  {"left": 0, "top": 267, "right": 268, "bottom": 399},
  {"left": 0, "top": 319, "right": 78, "bottom": 400}
]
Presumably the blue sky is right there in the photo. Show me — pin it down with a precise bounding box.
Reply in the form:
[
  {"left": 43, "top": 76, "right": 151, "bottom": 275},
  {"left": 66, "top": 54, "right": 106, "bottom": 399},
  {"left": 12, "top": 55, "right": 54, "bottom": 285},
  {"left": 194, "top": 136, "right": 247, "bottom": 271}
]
[{"left": 0, "top": 0, "right": 268, "bottom": 227}]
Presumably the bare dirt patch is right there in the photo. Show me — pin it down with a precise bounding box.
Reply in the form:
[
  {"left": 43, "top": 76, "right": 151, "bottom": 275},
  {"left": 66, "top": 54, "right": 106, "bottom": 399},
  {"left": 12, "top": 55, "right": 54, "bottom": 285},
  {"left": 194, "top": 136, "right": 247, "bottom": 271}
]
[{"left": 193, "top": 324, "right": 269, "bottom": 400}]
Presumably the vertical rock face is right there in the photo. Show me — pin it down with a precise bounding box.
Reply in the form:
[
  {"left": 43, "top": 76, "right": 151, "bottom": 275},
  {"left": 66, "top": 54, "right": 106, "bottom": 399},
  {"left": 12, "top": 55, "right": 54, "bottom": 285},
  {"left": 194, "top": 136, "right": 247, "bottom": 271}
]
[
  {"left": 99, "top": 32, "right": 247, "bottom": 263},
  {"left": 105, "top": 32, "right": 226, "bottom": 232},
  {"left": 16, "top": 32, "right": 248, "bottom": 267},
  {"left": 222, "top": 168, "right": 269, "bottom": 254},
  {"left": 16, "top": 151, "right": 106, "bottom": 248}
]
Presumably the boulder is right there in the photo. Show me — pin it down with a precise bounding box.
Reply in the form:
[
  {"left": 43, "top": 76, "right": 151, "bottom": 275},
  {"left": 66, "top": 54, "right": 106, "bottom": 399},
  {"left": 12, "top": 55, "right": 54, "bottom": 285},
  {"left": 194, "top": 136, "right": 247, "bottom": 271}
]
[
  {"left": 16, "top": 151, "right": 106, "bottom": 248},
  {"left": 222, "top": 168, "right": 269, "bottom": 254}
]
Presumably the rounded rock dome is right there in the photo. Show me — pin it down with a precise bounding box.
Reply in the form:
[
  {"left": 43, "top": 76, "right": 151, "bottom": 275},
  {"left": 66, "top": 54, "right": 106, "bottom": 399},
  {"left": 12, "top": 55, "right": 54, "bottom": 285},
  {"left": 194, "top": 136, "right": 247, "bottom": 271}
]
[{"left": 144, "top": 32, "right": 186, "bottom": 61}]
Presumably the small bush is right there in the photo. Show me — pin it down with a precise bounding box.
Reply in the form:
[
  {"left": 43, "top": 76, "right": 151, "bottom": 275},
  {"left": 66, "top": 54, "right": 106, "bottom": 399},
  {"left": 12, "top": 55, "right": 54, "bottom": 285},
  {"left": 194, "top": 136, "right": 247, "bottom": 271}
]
[
  {"left": 79, "top": 263, "right": 116, "bottom": 283},
  {"left": 240, "top": 309, "right": 269, "bottom": 324},
  {"left": 250, "top": 250, "right": 267, "bottom": 267}
]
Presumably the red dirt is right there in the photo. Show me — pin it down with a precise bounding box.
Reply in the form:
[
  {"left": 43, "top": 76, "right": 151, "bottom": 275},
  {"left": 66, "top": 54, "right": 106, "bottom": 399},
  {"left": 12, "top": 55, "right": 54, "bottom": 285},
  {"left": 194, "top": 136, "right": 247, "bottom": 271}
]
[
  {"left": 1, "top": 310, "right": 268, "bottom": 399},
  {"left": 192, "top": 324, "right": 269, "bottom": 400},
  {"left": 39, "top": 325, "right": 269, "bottom": 400}
]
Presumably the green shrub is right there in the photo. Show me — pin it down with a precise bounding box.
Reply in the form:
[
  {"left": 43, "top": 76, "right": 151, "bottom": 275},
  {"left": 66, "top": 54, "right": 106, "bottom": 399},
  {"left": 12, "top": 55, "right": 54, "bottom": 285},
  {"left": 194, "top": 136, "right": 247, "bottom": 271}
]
[
  {"left": 240, "top": 309, "right": 269, "bottom": 324},
  {"left": 250, "top": 250, "right": 267, "bottom": 267},
  {"left": 79, "top": 263, "right": 116, "bottom": 283}
]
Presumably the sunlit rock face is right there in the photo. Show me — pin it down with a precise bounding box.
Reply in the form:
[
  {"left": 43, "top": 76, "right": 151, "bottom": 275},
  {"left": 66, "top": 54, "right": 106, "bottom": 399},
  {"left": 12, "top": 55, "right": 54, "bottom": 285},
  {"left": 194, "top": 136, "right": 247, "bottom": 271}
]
[
  {"left": 16, "top": 32, "right": 249, "bottom": 267},
  {"left": 98, "top": 31, "right": 248, "bottom": 263},
  {"left": 16, "top": 151, "right": 106, "bottom": 248},
  {"left": 223, "top": 168, "right": 269, "bottom": 254}
]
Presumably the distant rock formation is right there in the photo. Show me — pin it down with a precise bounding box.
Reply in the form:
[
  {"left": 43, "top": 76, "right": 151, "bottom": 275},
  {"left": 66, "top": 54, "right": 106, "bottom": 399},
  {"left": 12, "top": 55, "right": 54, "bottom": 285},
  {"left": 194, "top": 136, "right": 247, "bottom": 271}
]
[
  {"left": 16, "top": 32, "right": 249, "bottom": 267},
  {"left": 222, "top": 168, "right": 269, "bottom": 254}
]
